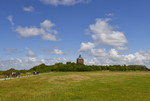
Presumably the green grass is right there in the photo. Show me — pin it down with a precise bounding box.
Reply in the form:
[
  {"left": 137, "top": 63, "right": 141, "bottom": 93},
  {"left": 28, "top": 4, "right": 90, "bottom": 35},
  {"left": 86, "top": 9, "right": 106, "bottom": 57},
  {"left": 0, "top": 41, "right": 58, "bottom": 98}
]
[{"left": 0, "top": 71, "right": 150, "bottom": 101}]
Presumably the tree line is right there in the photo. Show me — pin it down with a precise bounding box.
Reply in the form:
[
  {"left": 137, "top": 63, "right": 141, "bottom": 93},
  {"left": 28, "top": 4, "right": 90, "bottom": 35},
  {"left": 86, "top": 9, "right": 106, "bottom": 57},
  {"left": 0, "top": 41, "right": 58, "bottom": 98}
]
[
  {"left": 0, "top": 62, "right": 149, "bottom": 75},
  {"left": 0, "top": 68, "right": 28, "bottom": 75},
  {"left": 30, "top": 62, "right": 149, "bottom": 72}
]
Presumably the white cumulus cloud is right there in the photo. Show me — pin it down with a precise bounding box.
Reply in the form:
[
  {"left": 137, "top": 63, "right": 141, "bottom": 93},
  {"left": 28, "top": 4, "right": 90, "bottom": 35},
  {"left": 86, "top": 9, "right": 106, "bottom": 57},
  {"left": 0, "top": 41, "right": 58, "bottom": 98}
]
[
  {"left": 16, "top": 26, "right": 44, "bottom": 37},
  {"left": 23, "top": 6, "right": 34, "bottom": 12},
  {"left": 79, "top": 18, "right": 150, "bottom": 68},
  {"left": 52, "top": 49, "right": 65, "bottom": 55},
  {"left": 0, "top": 57, "right": 71, "bottom": 70},
  {"left": 40, "top": 20, "right": 55, "bottom": 29},
  {"left": 7, "top": 16, "right": 14, "bottom": 26},
  {"left": 26, "top": 49, "right": 36, "bottom": 57},
  {"left": 105, "top": 13, "right": 114, "bottom": 17},
  {"left": 116, "top": 46, "right": 128, "bottom": 50},
  {"left": 90, "top": 48, "right": 107, "bottom": 57},
  {"left": 42, "top": 34, "right": 57, "bottom": 41},
  {"left": 79, "top": 42, "right": 95, "bottom": 52},
  {"left": 42, "top": 48, "right": 67, "bottom": 55},
  {"left": 40, "top": 0, "right": 91, "bottom": 6},
  {"left": 85, "top": 49, "right": 150, "bottom": 68},
  {"left": 89, "top": 18, "right": 128, "bottom": 47},
  {"left": 15, "top": 20, "right": 59, "bottom": 41},
  {"left": 80, "top": 18, "right": 128, "bottom": 53}
]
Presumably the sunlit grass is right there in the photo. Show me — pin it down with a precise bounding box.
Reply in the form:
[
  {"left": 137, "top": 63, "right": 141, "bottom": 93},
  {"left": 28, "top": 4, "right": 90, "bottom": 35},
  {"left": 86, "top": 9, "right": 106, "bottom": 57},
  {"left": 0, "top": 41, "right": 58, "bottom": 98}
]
[{"left": 0, "top": 71, "right": 150, "bottom": 101}]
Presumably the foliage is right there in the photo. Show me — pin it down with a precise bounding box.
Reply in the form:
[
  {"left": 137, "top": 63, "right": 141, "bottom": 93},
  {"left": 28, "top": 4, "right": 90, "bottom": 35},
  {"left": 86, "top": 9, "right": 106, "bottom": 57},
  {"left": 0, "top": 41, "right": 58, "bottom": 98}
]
[
  {"left": 0, "top": 63, "right": 149, "bottom": 74},
  {"left": 29, "top": 62, "right": 148, "bottom": 73},
  {"left": 1, "top": 68, "right": 28, "bottom": 75},
  {"left": 30, "top": 64, "right": 51, "bottom": 73},
  {"left": 0, "top": 71, "right": 3, "bottom": 75}
]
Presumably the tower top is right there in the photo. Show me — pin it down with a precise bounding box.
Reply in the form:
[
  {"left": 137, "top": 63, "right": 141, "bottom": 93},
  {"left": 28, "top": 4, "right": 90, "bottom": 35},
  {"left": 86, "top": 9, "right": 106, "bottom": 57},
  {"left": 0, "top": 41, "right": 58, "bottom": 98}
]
[
  {"left": 79, "top": 54, "right": 82, "bottom": 58},
  {"left": 78, "top": 54, "right": 83, "bottom": 59}
]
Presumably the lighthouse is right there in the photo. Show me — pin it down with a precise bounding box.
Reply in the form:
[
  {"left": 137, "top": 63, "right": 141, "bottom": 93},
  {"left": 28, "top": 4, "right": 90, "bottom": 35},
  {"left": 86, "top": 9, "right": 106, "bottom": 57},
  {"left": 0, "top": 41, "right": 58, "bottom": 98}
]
[{"left": 76, "top": 55, "right": 84, "bottom": 64}]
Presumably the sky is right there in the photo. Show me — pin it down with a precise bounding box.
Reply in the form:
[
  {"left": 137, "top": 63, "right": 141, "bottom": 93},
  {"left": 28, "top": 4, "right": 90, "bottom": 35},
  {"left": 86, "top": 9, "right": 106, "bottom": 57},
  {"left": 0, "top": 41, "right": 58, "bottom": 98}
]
[{"left": 0, "top": 0, "right": 150, "bottom": 70}]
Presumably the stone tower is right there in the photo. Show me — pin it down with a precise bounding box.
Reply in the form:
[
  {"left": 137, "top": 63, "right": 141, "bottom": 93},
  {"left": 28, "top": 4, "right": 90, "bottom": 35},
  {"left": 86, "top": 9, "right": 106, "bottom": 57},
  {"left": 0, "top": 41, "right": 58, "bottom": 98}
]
[{"left": 76, "top": 54, "right": 84, "bottom": 64}]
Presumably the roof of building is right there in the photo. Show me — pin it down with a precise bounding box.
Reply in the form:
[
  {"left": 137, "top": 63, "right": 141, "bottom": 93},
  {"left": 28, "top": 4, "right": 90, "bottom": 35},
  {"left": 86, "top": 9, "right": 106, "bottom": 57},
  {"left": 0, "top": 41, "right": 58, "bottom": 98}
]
[{"left": 77, "top": 54, "right": 83, "bottom": 59}]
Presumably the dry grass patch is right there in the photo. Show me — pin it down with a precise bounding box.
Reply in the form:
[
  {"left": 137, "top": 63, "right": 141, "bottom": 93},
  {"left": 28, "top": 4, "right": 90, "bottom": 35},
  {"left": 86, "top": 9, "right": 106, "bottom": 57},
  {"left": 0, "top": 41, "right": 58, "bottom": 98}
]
[
  {"left": 89, "top": 72, "right": 150, "bottom": 76},
  {"left": 49, "top": 74, "right": 90, "bottom": 83}
]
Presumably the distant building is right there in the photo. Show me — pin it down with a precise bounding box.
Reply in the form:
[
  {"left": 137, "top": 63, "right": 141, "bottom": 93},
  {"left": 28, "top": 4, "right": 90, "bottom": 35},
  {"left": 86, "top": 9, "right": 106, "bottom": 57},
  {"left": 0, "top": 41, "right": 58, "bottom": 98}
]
[{"left": 76, "top": 55, "right": 84, "bottom": 64}]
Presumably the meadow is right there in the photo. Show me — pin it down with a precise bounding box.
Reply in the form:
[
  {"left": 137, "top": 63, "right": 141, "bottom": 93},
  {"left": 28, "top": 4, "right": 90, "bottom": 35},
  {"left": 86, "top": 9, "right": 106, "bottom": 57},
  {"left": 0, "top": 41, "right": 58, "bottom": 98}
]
[{"left": 0, "top": 71, "right": 150, "bottom": 101}]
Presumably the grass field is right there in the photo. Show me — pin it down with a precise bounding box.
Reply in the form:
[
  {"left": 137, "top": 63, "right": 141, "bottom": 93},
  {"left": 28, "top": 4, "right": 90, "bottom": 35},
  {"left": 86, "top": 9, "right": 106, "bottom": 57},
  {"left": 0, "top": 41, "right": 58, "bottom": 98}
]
[{"left": 0, "top": 71, "right": 150, "bottom": 101}]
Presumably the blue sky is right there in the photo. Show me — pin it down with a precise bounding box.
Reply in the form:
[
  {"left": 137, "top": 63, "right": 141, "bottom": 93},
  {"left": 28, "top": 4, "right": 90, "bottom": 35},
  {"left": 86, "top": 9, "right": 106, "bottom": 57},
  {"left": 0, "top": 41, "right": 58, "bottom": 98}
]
[{"left": 0, "top": 0, "right": 150, "bottom": 70}]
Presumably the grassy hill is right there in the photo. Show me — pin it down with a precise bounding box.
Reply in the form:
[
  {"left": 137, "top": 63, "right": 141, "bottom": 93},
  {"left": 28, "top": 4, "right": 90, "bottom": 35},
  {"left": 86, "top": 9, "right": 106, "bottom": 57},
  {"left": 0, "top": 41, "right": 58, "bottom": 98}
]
[{"left": 0, "top": 71, "right": 150, "bottom": 101}]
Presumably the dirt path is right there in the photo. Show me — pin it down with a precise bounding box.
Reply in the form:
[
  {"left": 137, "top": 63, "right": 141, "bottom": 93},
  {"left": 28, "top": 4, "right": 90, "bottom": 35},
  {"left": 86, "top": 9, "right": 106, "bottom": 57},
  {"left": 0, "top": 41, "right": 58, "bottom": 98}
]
[{"left": 0, "top": 72, "right": 52, "bottom": 81}]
